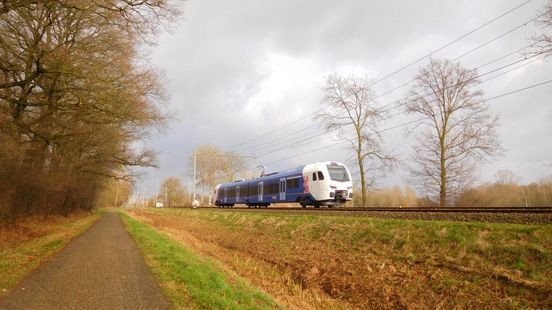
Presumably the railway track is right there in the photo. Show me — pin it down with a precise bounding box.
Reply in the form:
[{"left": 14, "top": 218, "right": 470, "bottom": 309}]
[
  {"left": 171, "top": 205, "right": 552, "bottom": 213},
  {"left": 167, "top": 205, "right": 552, "bottom": 224}
]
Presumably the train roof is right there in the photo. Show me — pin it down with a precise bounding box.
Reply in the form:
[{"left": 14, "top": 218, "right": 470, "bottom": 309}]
[
  {"left": 254, "top": 165, "right": 305, "bottom": 182},
  {"left": 217, "top": 165, "right": 305, "bottom": 188},
  {"left": 216, "top": 162, "right": 349, "bottom": 188}
]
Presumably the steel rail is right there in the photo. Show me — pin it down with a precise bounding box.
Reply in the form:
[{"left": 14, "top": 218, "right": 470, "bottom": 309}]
[{"left": 168, "top": 206, "right": 552, "bottom": 214}]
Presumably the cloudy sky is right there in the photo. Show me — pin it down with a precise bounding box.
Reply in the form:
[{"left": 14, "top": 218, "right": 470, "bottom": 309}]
[{"left": 136, "top": 0, "right": 552, "bottom": 197}]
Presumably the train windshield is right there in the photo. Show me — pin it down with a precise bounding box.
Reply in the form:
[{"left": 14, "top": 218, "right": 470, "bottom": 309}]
[{"left": 326, "top": 165, "right": 350, "bottom": 182}]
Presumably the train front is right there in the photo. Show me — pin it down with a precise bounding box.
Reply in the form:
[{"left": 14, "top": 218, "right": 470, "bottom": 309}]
[
  {"left": 304, "top": 162, "right": 353, "bottom": 206},
  {"left": 325, "top": 163, "right": 353, "bottom": 205}
]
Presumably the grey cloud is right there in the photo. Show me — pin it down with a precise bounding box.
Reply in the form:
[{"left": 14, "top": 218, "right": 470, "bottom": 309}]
[{"left": 136, "top": 0, "right": 552, "bottom": 195}]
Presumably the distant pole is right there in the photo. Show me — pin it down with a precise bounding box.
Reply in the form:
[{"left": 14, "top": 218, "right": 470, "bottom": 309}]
[
  {"left": 114, "top": 180, "right": 119, "bottom": 207},
  {"left": 165, "top": 186, "right": 168, "bottom": 207},
  {"left": 252, "top": 155, "right": 256, "bottom": 178},
  {"left": 192, "top": 149, "right": 199, "bottom": 208},
  {"left": 155, "top": 176, "right": 159, "bottom": 207},
  {"left": 193, "top": 148, "right": 197, "bottom": 201}
]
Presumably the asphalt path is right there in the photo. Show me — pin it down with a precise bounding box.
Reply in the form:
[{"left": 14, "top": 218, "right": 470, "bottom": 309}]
[{"left": 0, "top": 210, "right": 171, "bottom": 310}]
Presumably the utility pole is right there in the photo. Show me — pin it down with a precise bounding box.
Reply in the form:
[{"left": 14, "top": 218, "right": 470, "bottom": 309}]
[
  {"left": 114, "top": 180, "right": 119, "bottom": 208},
  {"left": 192, "top": 148, "right": 199, "bottom": 208},
  {"left": 252, "top": 154, "right": 256, "bottom": 179},
  {"left": 165, "top": 186, "right": 168, "bottom": 207},
  {"left": 154, "top": 176, "right": 159, "bottom": 207},
  {"left": 143, "top": 189, "right": 146, "bottom": 208}
]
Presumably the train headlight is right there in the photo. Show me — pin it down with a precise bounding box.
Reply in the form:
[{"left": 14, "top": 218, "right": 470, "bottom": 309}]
[{"left": 349, "top": 192, "right": 353, "bottom": 198}]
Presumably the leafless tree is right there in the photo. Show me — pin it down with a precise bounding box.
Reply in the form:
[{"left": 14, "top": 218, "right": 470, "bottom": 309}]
[
  {"left": 495, "top": 170, "right": 520, "bottom": 185},
  {"left": 161, "top": 177, "right": 188, "bottom": 206},
  {"left": 190, "top": 145, "right": 225, "bottom": 203},
  {"left": 220, "top": 152, "right": 247, "bottom": 182},
  {"left": 189, "top": 146, "right": 249, "bottom": 203},
  {"left": 317, "top": 73, "right": 395, "bottom": 207},
  {"left": 405, "top": 59, "right": 502, "bottom": 208},
  {"left": 532, "top": 0, "right": 552, "bottom": 58}
]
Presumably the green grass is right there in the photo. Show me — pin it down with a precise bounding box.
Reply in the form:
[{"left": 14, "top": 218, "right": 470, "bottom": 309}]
[
  {"left": 127, "top": 208, "right": 552, "bottom": 308},
  {"left": 0, "top": 211, "right": 102, "bottom": 295},
  {"left": 120, "top": 212, "right": 278, "bottom": 310},
  {"left": 141, "top": 208, "right": 552, "bottom": 285}
]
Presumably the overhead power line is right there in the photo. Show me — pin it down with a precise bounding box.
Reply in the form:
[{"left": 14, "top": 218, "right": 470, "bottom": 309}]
[
  {"left": 378, "top": 51, "right": 545, "bottom": 114},
  {"left": 369, "top": 0, "right": 535, "bottom": 86},
  {"left": 236, "top": 52, "right": 544, "bottom": 157},
  {"left": 224, "top": 0, "right": 533, "bottom": 151},
  {"left": 232, "top": 45, "right": 541, "bottom": 155},
  {"left": 259, "top": 77, "right": 552, "bottom": 167}
]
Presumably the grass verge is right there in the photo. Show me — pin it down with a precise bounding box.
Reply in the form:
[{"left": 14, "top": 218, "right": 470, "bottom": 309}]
[
  {"left": 0, "top": 210, "right": 103, "bottom": 296},
  {"left": 120, "top": 212, "right": 278, "bottom": 309},
  {"left": 128, "top": 208, "right": 552, "bottom": 309}
]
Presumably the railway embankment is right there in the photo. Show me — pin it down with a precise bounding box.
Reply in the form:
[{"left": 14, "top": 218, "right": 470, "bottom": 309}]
[{"left": 125, "top": 207, "right": 552, "bottom": 309}]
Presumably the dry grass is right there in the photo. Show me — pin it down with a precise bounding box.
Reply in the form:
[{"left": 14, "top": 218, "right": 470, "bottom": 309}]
[
  {"left": 126, "top": 210, "right": 346, "bottom": 309},
  {"left": 0, "top": 210, "right": 102, "bottom": 295},
  {"left": 126, "top": 208, "right": 552, "bottom": 309}
]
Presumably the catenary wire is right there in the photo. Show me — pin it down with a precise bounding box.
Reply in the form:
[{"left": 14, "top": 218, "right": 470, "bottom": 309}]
[
  {"left": 260, "top": 77, "right": 552, "bottom": 167},
  {"left": 237, "top": 53, "right": 545, "bottom": 157},
  {"left": 224, "top": 1, "right": 534, "bottom": 151}
]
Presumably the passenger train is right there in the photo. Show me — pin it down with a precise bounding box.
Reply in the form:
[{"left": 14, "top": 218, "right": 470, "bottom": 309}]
[{"left": 214, "top": 162, "right": 353, "bottom": 208}]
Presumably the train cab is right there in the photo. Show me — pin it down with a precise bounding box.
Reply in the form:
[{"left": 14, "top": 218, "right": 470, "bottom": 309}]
[{"left": 302, "top": 162, "right": 353, "bottom": 207}]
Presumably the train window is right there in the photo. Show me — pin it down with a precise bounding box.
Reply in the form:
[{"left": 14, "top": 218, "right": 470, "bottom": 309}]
[
  {"left": 313, "top": 173, "right": 317, "bottom": 181},
  {"left": 250, "top": 184, "right": 258, "bottom": 196},
  {"left": 265, "top": 183, "right": 276, "bottom": 195},
  {"left": 318, "top": 171, "right": 324, "bottom": 180},
  {"left": 286, "top": 178, "right": 299, "bottom": 189},
  {"left": 240, "top": 186, "right": 248, "bottom": 197},
  {"left": 327, "top": 165, "right": 350, "bottom": 181}
]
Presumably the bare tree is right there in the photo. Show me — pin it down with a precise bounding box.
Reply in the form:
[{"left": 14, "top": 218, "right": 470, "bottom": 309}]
[
  {"left": 190, "top": 145, "right": 225, "bottom": 203},
  {"left": 405, "top": 59, "right": 502, "bottom": 208},
  {"left": 317, "top": 73, "right": 395, "bottom": 207},
  {"left": 495, "top": 170, "right": 520, "bottom": 185},
  {"left": 220, "top": 152, "right": 247, "bottom": 182},
  {"left": 161, "top": 177, "right": 187, "bottom": 206},
  {"left": 532, "top": 1, "right": 552, "bottom": 58}
]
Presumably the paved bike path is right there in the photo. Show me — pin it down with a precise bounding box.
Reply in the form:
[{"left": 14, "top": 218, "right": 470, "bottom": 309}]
[{"left": 0, "top": 210, "right": 170, "bottom": 309}]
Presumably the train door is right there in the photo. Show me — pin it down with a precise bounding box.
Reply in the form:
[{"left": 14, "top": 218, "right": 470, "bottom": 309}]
[
  {"left": 236, "top": 186, "right": 240, "bottom": 203},
  {"left": 224, "top": 188, "right": 228, "bottom": 203},
  {"left": 310, "top": 172, "right": 322, "bottom": 200},
  {"left": 279, "top": 178, "right": 286, "bottom": 200},
  {"left": 258, "top": 182, "right": 263, "bottom": 201}
]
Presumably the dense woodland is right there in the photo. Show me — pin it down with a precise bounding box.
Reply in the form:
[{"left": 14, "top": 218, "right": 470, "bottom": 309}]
[{"left": 0, "top": 0, "right": 180, "bottom": 220}]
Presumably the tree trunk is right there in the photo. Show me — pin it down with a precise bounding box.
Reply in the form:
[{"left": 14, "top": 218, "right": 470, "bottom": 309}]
[
  {"left": 357, "top": 129, "right": 366, "bottom": 207},
  {"left": 439, "top": 135, "right": 446, "bottom": 208}
]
